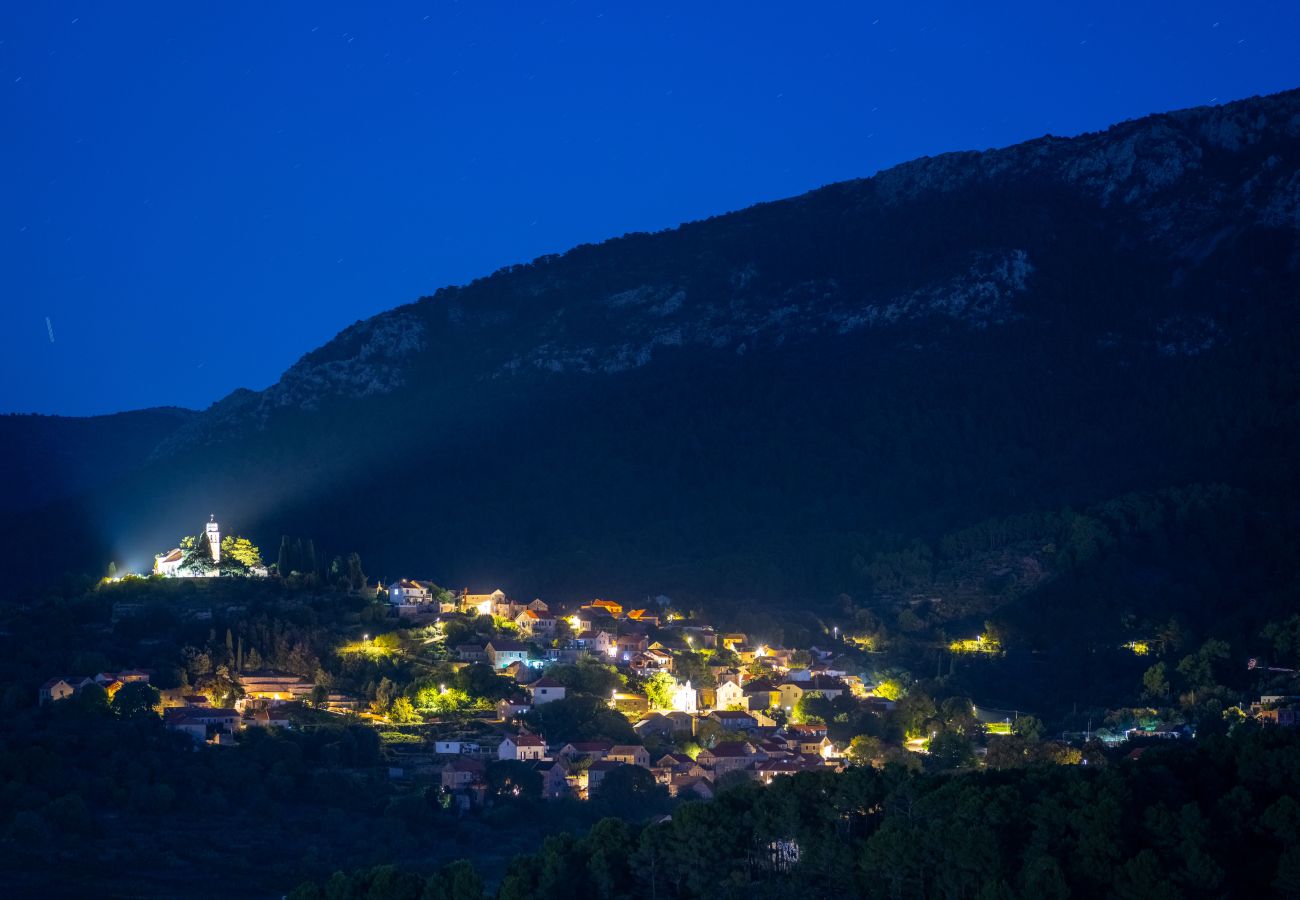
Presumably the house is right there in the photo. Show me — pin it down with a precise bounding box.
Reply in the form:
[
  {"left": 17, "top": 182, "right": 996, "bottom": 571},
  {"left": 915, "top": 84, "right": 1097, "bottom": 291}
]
[
  {"left": 528, "top": 676, "right": 567, "bottom": 705},
  {"left": 743, "top": 679, "right": 779, "bottom": 711},
  {"left": 244, "top": 706, "right": 291, "bottom": 729},
  {"left": 707, "top": 709, "right": 759, "bottom": 732},
  {"left": 775, "top": 682, "right": 805, "bottom": 711},
  {"left": 39, "top": 676, "right": 92, "bottom": 704},
  {"left": 680, "top": 626, "right": 718, "bottom": 649},
  {"left": 628, "top": 652, "right": 661, "bottom": 675},
  {"left": 787, "top": 724, "right": 834, "bottom": 756},
  {"left": 670, "top": 775, "right": 715, "bottom": 800},
  {"left": 653, "top": 752, "right": 697, "bottom": 776},
  {"left": 645, "top": 648, "right": 674, "bottom": 671},
  {"left": 635, "top": 714, "right": 677, "bottom": 741},
  {"left": 755, "top": 758, "right": 812, "bottom": 783},
  {"left": 593, "top": 631, "right": 618, "bottom": 658},
  {"left": 589, "top": 598, "right": 624, "bottom": 618},
  {"left": 461, "top": 588, "right": 509, "bottom": 617},
  {"left": 534, "top": 760, "right": 573, "bottom": 800},
  {"left": 607, "top": 744, "right": 652, "bottom": 768},
  {"left": 238, "top": 670, "right": 313, "bottom": 704},
  {"left": 526, "top": 599, "right": 550, "bottom": 614},
  {"left": 584, "top": 759, "right": 627, "bottom": 795},
  {"left": 164, "top": 707, "right": 241, "bottom": 742},
  {"left": 497, "top": 695, "right": 532, "bottom": 720},
  {"left": 720, "top": 633, "right": 747, "bottom": 650},
  {"left": 626, "top": 609, "right": 660, "bottom": 627},
  {"left": 697, "top": 741, "right": 762, "bottom": 778},
  {"left": 714, "top": 679, "right": 748, "bottom": 711},
  {"left": 97, "top": 669, "right": 150, "bottom": 685},
  {"left": 1259, "top": 707, "right": 1299, "bottom": 727},
  {"left": 611, "top": 692, "right": 649, "bottom": 716},
  {"left": 558, "top": 741, "right": 614, "bottom": 762},
  {"left": 712, "top": 712, "right": 759, "bottom": 733},
  {"left": 442, "top": 757, "right": 486, "bottom": 790},
  {"left": 325, "top": 693, "right": 359, "bottom": 714},
  {"left": 806, "top": 675, "right": 847, "bottom": 701},
  {"left": 389, "top": 579, "right": 433, "bottom": 605},
  {"left": 488, "top": 639, "right": 527, "bottom": 665},
  {"left": 499, "top": 734, "right": 548, "bottom": 761},
  {"left": 515, "top": 608, "right": 556, "bottom": 636},
  {"left": 615, "top": 634, "right": 649, "bottom": 658},
  {"left": 435, "top": 740, "right": 483, "bottom": 755},
  {"left": 457, "top": 644, "right": 489, "bottom": 664}
]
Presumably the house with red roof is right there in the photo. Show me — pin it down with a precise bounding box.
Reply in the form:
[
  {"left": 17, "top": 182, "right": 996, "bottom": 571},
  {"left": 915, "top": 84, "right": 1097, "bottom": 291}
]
[{"left": 499, "top": 733, "right": 548, "bottom": 761}]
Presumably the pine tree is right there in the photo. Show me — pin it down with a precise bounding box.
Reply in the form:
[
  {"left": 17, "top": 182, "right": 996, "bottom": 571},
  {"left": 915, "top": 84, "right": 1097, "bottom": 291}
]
[
  {"left": 347, "top": 553, "right": 366, "bottom": 591},
  {"left": 277, "top": 536, "right": 290, "bottom": 575}
]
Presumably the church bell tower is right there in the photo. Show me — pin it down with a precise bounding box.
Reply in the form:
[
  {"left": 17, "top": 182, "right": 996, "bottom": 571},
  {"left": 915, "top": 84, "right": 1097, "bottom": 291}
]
[{"left": 206, "top": 515, "right": 221, "bottom": 563}]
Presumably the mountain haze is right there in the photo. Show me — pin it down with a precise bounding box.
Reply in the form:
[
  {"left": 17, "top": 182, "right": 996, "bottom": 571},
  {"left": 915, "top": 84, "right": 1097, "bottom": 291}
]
[{"left": 6, "top": 89, "right": 1300, "bottom": 630}]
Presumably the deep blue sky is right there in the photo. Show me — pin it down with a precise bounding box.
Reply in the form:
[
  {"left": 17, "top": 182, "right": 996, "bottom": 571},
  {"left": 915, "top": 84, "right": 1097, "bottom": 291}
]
[{"left": 3, "top": 2, "right": 1297, "bottom": 416}]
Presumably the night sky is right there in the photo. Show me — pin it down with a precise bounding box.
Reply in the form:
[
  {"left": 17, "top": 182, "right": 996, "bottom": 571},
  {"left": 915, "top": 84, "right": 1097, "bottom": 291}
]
[{"left": 3, "top": 2, "right": 1297, "bottom": 416}]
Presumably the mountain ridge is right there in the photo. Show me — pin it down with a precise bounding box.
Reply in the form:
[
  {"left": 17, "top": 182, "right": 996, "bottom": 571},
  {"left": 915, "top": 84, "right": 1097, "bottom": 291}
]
[
  {"left": 3, "top": 88, "right": 1299, "bottom": 626},
  {"left": 140, "top": 88, "right": 1300, "bottom": 463}
]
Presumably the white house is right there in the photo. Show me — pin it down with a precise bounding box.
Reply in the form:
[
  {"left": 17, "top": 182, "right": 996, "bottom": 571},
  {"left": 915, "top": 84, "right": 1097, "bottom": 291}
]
[
  {"left": 389, "top": 580, "right": 434, "bottom": 605},
  {"left": 499, "top": 734, "right": 548, "bottom": 761},
  {"left": 39, "top": 676, "right": 92, "bottom": 704},
  {"left": 714, "top": 679, "right": 748, "bottom": 711},
  {"left": 486, "top": 640, "right": 529, "bottom": 670},
  {"left": 594, "top": 631, "right": 617, "bottom": 658},
  {"left": 528, "top": 677, "right": 567, "bottom": 705},
  {"left": 607, "top": 744, "right": 652, "bottom": 768}
]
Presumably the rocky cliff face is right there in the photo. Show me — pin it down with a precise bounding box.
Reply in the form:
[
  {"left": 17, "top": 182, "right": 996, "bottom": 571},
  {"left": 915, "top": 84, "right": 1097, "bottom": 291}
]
[{"left": 147, "top": 89, "right": 1299, "bottom": 462}]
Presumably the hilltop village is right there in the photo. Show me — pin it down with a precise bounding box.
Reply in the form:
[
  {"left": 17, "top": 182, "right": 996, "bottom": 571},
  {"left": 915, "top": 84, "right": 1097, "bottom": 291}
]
[
  {"left": 43, "top": 574, "right": 900, "bottom": 806},
  {"left": 41, "top": 557, "right": 1294, "bottom": 819}
]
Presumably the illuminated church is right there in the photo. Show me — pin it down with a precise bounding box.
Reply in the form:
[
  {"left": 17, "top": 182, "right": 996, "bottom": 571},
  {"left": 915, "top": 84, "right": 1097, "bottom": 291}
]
[{"left": 153, "top": 515, "right": 222, "bottom": 577}]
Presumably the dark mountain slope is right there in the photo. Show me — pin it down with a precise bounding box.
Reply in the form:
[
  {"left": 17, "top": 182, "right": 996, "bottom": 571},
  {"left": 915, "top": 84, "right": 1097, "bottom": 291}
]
[
  {"left": 0, "top": 408, "right": 196, "bottom": 514},
  {"left": 4, "top": 89, "right": 1299, "bottom": 619}
]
